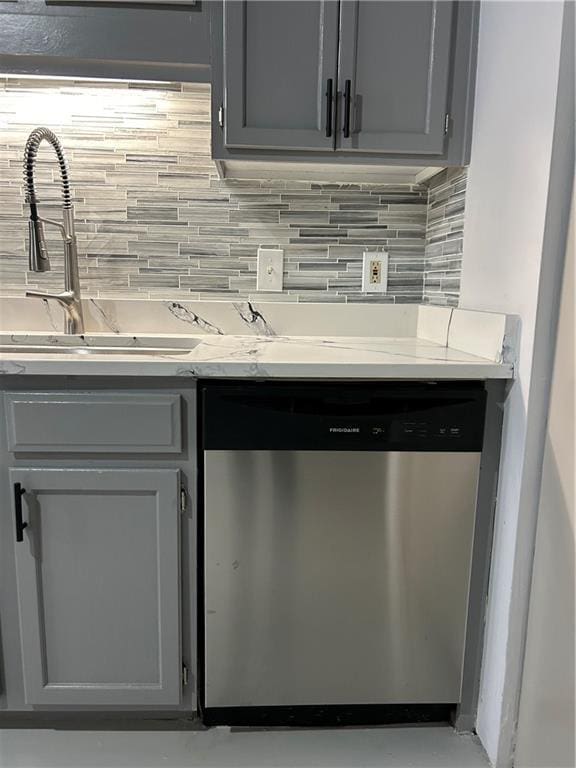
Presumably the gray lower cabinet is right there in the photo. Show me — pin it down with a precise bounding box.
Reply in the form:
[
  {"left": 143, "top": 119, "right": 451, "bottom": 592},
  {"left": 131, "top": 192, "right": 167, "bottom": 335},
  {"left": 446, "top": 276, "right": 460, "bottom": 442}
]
[
  {"left": 5, "top": 392, "right": 182, "bottom": 454},
  {"left": 10, "top": 467, "right": 181, "bottom": 707},
  {"left": 212, "top": 0, "right": 479, "bottom": 167}
]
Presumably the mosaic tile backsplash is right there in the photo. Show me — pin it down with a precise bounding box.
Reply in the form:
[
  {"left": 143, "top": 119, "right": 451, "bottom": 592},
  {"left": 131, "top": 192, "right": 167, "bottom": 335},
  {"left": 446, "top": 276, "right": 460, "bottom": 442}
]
[
  {"left": 423, "top": 167, "right": 467, "bottom": 307},
  {"left": 0, "top": 77, "right": 463, "bottom": 305}
]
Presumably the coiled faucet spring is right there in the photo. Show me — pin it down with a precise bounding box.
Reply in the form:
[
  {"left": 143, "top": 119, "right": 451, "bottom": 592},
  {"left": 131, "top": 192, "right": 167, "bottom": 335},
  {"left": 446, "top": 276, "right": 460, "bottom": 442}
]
[{"left": 23, "top": 127, "right": 73, "bottom": 210}]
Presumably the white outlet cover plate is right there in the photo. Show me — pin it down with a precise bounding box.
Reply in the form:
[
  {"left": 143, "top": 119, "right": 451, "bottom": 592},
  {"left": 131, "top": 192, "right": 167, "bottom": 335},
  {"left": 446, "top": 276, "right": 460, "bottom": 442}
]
[
  {"left": 257, "top": 248, "right": 284, "bottom": 292},
  {"left": 362, "top": 250, "right": 389, "bottom": 293}
]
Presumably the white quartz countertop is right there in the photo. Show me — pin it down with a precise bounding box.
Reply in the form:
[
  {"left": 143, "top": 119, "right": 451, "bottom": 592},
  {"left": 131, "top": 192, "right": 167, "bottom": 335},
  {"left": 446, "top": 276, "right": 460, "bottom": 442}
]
[
  {"left": 0, "top": 333, "right": 514, "bottom": 379},
  {"left": 0, "top": 301, "right": 517, "bottom": 379}
]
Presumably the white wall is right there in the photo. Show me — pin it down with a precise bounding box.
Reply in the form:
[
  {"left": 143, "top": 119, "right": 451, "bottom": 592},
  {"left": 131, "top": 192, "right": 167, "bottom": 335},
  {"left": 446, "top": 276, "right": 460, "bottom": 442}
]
[
  {"left": 460, "top": 2, "right": 565, "bottom": 765},
  {"left": 514, "top": 190, "right": 575, "bottom": 768}
]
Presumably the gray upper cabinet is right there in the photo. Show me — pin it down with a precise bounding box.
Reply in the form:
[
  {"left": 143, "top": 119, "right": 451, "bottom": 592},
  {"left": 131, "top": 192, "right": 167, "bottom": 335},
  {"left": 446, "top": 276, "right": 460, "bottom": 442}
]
[
  {"left": 10, "top": 467, "right": 181, "bottom": 707},
  {"left": 211, "top": 0, "right": 479, "bottom": 169},
  {"left": 223, "top": 0, "right": 339, "bottom": 150},
  {"left": 338, "top": 1, "right": 453, "bottom": 154},
  {"left": 0, "top": 0, "right": 209, "bottom": 82}
]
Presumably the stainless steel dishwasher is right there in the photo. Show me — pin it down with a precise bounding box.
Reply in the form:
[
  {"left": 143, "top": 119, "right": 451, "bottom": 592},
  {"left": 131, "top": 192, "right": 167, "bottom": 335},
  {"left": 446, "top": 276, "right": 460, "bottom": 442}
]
[{"left": 199, "top": 381, "right": 486, "bottom": 727}]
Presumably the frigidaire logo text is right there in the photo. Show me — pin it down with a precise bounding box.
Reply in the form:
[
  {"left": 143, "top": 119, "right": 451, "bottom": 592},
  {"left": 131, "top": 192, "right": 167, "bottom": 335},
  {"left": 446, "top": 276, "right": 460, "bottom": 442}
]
[{"left": 329, "top": 427, "right": 360, "bottom": 433}]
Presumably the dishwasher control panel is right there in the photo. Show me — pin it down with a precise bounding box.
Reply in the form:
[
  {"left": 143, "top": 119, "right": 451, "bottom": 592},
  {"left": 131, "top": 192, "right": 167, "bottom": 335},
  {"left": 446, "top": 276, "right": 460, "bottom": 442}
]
[
  {"left": 201, "top": 381, "right": 487, "bottom": 452},
  {"left": 391, "top": 419, "right": 465, "bottom": 442}
]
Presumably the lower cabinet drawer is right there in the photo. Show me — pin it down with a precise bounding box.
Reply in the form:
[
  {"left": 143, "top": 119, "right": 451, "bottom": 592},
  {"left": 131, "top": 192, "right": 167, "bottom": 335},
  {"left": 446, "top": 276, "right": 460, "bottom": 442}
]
[{"left": 4, "top": 392, "right": 182, "bottom": 453}]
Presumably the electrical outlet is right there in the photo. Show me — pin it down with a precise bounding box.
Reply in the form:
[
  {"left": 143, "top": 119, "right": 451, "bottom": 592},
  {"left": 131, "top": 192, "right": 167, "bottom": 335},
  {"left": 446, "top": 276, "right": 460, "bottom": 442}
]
[
  {"left": 257, "top": 248, "right": 284, "bottom": 292},
  {"left": 362, "top": 251, "right": 388, "bottom": 293},
  {"left": 369, "top": 260, "right": 382, "bottom": 284}
]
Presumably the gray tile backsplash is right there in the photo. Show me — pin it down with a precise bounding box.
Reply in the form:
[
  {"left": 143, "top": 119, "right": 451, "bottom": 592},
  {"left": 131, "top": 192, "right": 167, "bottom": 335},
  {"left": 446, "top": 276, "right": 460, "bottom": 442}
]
[
  {"left": 0, "top": 78, "right": 463, "bottom": 305},
  {"left": 423, "top": 167, "right": 467, "bottom": 307}
]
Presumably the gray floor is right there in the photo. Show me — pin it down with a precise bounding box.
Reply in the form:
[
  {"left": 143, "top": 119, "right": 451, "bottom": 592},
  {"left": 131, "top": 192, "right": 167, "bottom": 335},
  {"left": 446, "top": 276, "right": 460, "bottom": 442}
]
[{"left": 0, "top": 727, "right": 490, "bottom": 768}]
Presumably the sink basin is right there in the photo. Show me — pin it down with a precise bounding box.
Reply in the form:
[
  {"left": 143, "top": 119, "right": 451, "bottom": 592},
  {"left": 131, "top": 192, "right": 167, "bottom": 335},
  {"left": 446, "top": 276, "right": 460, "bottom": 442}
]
[
  {"left": 0, "top": 333, "right": 204, "bottom": 357},
  {"left": 0, "top": 345, "right": 194, "bottom": 356}
]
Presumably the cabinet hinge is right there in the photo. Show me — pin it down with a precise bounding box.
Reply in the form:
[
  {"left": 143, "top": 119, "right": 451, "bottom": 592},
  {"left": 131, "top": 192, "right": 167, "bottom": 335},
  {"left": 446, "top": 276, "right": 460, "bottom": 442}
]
[
  {"left": 444, "top": 113, "right": 451, "bottom": 135},
  {"left": 218, "top": 104, "right": 224, "bottom": 128},
  {"left": 180, "top": 487, "right": 187, "bottom": 514},
  {"left": 182, "top": 663, "right": 189, "bottom": 687}
]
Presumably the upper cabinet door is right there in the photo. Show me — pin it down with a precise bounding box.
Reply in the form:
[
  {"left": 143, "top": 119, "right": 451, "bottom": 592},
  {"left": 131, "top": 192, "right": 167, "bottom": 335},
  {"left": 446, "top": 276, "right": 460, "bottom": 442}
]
[
  {"left": 11, "top": 468, "right": 181, "bottom": 707},
  {"left": 338, "top": 0, "right": 454, "bottom": 154},
  {"left": 223, "top": 0, "right": 339, "bottom": 150}
]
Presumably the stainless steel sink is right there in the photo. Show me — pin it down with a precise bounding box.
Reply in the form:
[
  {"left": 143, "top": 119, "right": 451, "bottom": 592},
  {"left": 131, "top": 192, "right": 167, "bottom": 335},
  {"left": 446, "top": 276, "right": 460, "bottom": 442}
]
[{"left": 0, "top": 345, "right": 193, "bottom": 356}]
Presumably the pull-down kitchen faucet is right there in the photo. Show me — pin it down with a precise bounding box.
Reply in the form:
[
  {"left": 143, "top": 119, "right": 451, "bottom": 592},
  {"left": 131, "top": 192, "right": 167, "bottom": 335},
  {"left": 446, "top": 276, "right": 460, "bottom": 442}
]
[{"left": 23, "top": 127, "right": 84, "bottom": 334}]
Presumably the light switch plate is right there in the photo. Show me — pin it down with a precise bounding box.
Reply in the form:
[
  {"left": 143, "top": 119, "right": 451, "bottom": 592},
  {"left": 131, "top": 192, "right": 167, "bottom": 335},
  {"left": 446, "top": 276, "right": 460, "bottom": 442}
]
[
  {"left": 362, "top": 250, "right": 389, "bottom": 293},
  {"left": 257, "top": 248, "right": 284, "bottom": 292}
]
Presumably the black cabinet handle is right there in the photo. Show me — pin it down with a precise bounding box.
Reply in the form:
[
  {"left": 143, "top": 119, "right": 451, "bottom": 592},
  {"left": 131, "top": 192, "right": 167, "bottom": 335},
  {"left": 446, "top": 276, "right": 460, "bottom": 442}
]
[
  {"left": 14, "top": 482, "right": 28, "bottom": 543},
  {"left": 343, "top": 79, "right": 352, "bottom": 138},
  {"left": 325, "top": 78, "right": 334, "bottom": 138}
]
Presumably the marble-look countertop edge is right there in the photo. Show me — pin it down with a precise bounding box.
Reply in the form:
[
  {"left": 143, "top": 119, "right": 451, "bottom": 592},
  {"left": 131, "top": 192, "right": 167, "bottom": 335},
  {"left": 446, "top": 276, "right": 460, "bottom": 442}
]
[
  {"left": 0, "top": 333, "right": 515, "bottom": 380},
  {"left": 0, "top": 360, "right": 514, "bottom": 379}
]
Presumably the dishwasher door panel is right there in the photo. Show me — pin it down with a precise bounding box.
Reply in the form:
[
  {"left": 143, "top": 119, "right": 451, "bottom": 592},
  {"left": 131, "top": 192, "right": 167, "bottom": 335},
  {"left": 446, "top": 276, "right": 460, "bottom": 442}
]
[{"left": 203, "top": 450, "right": 480, "bottom": 707}]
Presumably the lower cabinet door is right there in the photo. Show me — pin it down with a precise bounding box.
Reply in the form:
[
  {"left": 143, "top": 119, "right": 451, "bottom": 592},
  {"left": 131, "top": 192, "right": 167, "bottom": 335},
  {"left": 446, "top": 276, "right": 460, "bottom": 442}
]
[{"left": 10, "top": 468, "right": 181, "bottom": 707}]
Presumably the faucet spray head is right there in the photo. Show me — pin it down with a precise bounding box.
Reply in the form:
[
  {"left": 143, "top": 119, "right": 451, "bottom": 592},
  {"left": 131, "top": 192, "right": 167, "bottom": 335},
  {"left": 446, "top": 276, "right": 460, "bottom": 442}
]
[{"left": 28, "top": 216, "right": 50, "bottom": 272}]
